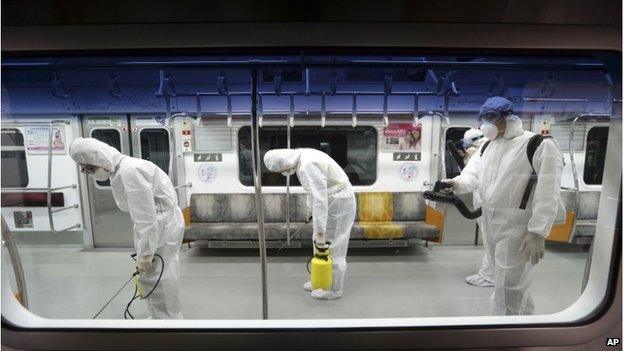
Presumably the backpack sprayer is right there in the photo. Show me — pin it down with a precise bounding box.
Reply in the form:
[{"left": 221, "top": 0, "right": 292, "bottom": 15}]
[
  {"left": 426, "top": 134, "right": 562, "bottom": 220},
  {"left": 92, "top": 253, "right": 164, "bottom": 319}
]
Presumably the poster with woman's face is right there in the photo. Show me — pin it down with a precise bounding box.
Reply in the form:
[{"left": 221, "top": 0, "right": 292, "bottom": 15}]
[{"left": 382, "top": 123, "right": 422, "bottom": 151}]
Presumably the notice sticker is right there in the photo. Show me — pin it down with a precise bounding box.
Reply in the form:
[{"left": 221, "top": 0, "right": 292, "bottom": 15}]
[
  {"left": 25, "top": 126, "right": 67, "bottom": 154},
  {"left": 198, "top": 164, "right": 217, "bottom": 183},
  {"left": 399, "top": 163, "right": 418, "bottom": 182}
]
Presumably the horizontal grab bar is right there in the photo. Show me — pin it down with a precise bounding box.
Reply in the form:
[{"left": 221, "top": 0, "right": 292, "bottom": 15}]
[
  {"left": 51, "top": 204, "right": 79, "bottom": 214},
  {"left": 2, "top": 185, "right": 76, "bottom": 192},
  {"left": 174, "top": 182, "right": 193, "bottom": 190}
]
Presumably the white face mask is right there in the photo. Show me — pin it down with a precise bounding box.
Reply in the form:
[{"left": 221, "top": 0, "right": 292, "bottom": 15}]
[
  {"left": 91, "top": 167, "right": 111, "bottom": 181},
  {"left": 480, "top": 122, "right": 500, "bottom": 140},
  {"left": 281, "top": 168, "right": 295, "bottom": 176}
]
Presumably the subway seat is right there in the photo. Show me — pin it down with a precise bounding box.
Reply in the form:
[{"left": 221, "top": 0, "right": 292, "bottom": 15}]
[
  {"left": 559, "top": 189, "right": 601, "bottom": 245},
  {"left": 185, "top": 192, "right": 438, "bottom": 246}
]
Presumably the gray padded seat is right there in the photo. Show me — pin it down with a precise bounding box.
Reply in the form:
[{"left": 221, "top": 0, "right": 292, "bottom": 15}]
[
  {"left": 559, "top": 189, "right": 600, "bottom": 243},
  {"left": 185, "top": 192, "right": 438, "bottom": 243}
]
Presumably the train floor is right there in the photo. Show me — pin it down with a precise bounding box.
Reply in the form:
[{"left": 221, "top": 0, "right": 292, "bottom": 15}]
[{"left": 4, "top": 243, "right": 588, "bottom": 320}]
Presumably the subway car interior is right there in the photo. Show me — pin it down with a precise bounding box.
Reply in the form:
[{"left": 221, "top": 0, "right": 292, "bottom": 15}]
[{"left": 1, "top": 1, "right": 621, "bottom": 350}]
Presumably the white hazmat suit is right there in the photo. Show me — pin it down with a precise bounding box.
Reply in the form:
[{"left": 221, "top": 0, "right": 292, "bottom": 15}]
[
  {"left": 461, "top": 128, "right": 495, "bottom": 287},
  {"left": 450, "top": 116, "right": 563, "bottom": 315},
  {"left": 264, "top": 148, "right": 356, "bottom": 300},
  {"left": 70, "top": 138, "right": 184, "bottom": 319}
]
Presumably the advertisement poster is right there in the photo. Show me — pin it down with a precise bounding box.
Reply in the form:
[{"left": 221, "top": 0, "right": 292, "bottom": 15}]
[
  {"left": 25, "top": 126, "right": 67, "bottom": 154},
  {"left": 383, "top": 123, "right": 422, "bottom": 151}
]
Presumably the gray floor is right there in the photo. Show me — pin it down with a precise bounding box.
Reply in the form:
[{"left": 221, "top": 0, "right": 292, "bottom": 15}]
[{"left": 2, "top": 243, "right": 588, "bottom": 320}]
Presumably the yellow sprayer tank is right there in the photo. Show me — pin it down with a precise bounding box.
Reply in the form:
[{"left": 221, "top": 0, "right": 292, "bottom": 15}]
[{"left": 310, "top": 251, "right": 333, "bottom": 290}]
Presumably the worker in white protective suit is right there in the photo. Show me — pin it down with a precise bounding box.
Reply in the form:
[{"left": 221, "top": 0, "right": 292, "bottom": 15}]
[
  {"left": 264, "top": 148, "right": 356, "bottom": 300},
  {"left": 70, "top": 138, "right": 184, "bottom": 319},
  {"left": 461, "top": 128, "right": 495, "bottom": 288},
  {"left": 441, "top": 97, "right": 563, "bottom": 315}
]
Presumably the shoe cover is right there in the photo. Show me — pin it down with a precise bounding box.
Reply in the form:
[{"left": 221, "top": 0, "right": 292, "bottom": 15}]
[
  {"left": 465, "top": 273, "right": 495, "bottom": 287},
  {"left": 311, "top": 289, "right": 343, "bottom": 300},
  {"left": 303, "top": 281, "right": 312, "bottom": 292}
]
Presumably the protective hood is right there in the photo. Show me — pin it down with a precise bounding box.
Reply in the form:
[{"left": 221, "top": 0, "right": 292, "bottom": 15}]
[
  {"left": 502, "top": 115, "right": 524, "bottom": 139},
  {"left": 462, "top": 128, "right": 484, "bottom": 148},
  {"left": 263, "top": 149, "right": 301, "bottom": 172},
  {"left": 69, "top": 137, "right": 124, "bottom": 173}
]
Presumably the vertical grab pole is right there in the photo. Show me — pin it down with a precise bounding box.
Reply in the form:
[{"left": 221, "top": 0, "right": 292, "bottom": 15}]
[
  {"left": 250, "top": 68, "right": 269, "bottom": 319},
  {"left": 569, "top": 116, "right": 581, "bottom": 237},
  {"left": 320, "top": 92, "right": 327, "bottom": 128},
  {"left": 352, "top": 93, "right": 357, "bottom": 128},
  {"left": 382, "top": 93, "right": 389, "bottom": 126},
  {"left": 47, "top": 122, "right": 56, "bottom": 232},
  {"left": 412, "top": 93, "right": 420, "bottom": 127},
  {"left": 286, "top": 93, "right": 294, "bottom": 246},
  {"left": 2, "top": 216, "right": 28, "bottom": 308}
]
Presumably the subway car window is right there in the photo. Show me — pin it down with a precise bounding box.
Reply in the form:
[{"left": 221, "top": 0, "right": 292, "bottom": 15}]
[
  {"left": 238, "top": 126, "right": 377, "bottom": 186},
  {"left": 583, "top": 126, "right": 609, "bottom": 185},
  {"left": 0, "top": 53, "right": 619, "bottom": 337},
  {"left": 1, "top": 128, "right": 28, "bottom": 188},
  {"left": 140, "top": 128, "right": 170, "bottom": 174}
]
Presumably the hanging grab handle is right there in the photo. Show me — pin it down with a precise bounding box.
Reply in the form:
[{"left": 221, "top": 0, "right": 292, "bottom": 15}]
[
  {"left": 320, "top": 92, "right": 326, "bottom": 128},
  {"left": 352, "top": 94, "right": 357, "bottom": 128}
]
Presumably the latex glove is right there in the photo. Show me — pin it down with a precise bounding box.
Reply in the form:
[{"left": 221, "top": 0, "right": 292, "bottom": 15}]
[
  {"left": 519, "top": 232, "right": 545, "bottom": 265},
  {"left": 137, "top": 254, "right": 154, "bottom": 273},
  {"left": 313, "top": 231, "right": 329, "bottom": 249},
  {"left": 437, "top": 179, "right": 458, "bottom": 194}
]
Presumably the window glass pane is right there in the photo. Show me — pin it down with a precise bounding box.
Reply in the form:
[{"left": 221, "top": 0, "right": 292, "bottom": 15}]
[
  {"left": 1, "top": 150, "right": 28, "bottom": 187},
  {"left": 1, "top": 128, "right": 24, "bottom": 147},
  {"left": 238, "top": 126, "right": 376, "bottom": 186},
  {"left": 1, "top": 129, "right": 28, "bottom": 188},
  {"left": 140, "top": 128, "right": 170, "bottom": 174},
  {"left": 445, "top": 127, "right": 469, "bottom": 178},
  {"left": 583, "top": 126, "right": 609, "bottom": 185},
  {"left": 91, "top": 129, "right": 121, "bottom": 187}
]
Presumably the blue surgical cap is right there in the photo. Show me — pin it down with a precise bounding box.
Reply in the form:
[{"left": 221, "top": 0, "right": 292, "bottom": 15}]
[{"left": 478, "top": 96, "right": 513, "bottom": 119}]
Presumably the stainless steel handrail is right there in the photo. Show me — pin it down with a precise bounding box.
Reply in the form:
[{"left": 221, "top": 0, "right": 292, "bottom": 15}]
[
  {"left": 2, "top": 121, "right": 70, "bottom": 128},
  {"left": 2, "top": 185, "right": 76, "bottom": 192},
  {"left": 250, "top": 68, "right": 269, "bottom": 319},
  {"left": 51, "top": 204, "right": 79, "bottom": 214},
  {"left": 174, "top": 182, "right": 192, "bottom": 190},
  {"left": 1, "top": 216, "right": 28, "bottom": 308},
  {"left": 568, "top": 116, "right": 582, "bottom": 240},
  {"left": 47, "top": 121, "right": 81, "bottom": 233},
  {"left": 285, "top": 100, "right": 292, "bottom": 246}
]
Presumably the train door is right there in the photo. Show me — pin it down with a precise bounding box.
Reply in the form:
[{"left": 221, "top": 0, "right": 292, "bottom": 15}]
[{"left": 81, "top": 115, "right": 172, "bottom": 247}]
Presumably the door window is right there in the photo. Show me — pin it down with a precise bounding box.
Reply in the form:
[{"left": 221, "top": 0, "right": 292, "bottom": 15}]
[
  {"left": 140, "top": 128, "right": 170, "bottom": 174},
  {"left": 90, "top": 128, "right": 121, "bottom": 187}
]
